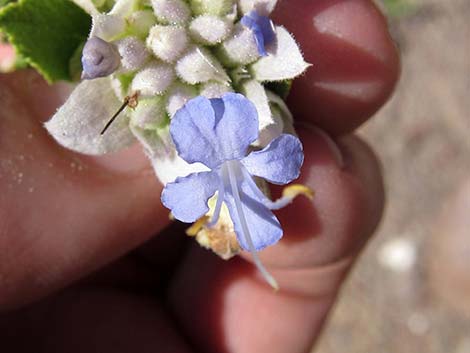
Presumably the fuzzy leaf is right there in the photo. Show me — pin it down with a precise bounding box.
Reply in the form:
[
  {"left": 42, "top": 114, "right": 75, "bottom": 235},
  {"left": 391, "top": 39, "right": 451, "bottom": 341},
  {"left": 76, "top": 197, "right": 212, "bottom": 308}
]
[
  {"left": 0, "top": 0, "right": 91, "bottom": 82},
  {"left": 240, "top": 79, "right": 283, "bottom": 146},
  {"left": 45, "top": 78, "right": 135, "bottom": 155},
  {"left": 131, "top": 124, "right": 209, "bottom": 185},
  {"left": 264, "top": 80, "right": 292, "bottom": 100},
  {"left": 72, "top": 0, "right": 98, "bottom": 14},
  {"left": 250, "top": 26, "right": 310, "bottom": 82}
]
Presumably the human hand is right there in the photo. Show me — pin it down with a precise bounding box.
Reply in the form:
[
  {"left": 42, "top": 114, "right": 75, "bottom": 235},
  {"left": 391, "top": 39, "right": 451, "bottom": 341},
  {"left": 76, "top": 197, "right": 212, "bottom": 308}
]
[{"left": 0, "top": 0, "right": 399, "bottom": 352}]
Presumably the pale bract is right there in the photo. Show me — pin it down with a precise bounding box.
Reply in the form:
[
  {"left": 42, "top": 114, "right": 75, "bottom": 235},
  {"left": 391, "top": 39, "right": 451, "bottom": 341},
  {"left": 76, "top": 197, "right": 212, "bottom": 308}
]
[{"left": 49, "top": 0, "right": 310, "bottom": 185}]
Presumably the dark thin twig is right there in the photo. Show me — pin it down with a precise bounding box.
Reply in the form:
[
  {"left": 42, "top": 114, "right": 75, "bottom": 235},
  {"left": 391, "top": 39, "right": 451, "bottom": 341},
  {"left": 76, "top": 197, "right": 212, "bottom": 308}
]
[{"left": 100, "top": 97, "right": 130, "bottom": 135}]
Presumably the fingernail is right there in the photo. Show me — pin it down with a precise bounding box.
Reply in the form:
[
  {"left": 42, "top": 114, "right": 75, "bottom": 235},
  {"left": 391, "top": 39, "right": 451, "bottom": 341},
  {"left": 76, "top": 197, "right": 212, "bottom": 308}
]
[
  {"left": 314, "top": 80, "right": 384, "bottom": 103},
  {"left": 313, "top": 0, "right": 392, "bottom": 64}
]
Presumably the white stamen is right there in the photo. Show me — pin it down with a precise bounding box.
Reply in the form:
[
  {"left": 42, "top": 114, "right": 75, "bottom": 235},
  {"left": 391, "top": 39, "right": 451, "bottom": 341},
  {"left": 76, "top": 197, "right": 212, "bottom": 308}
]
[
  {"left": 226, "top": 162, "right": 279, "bottom": 289},
  {"left": 242, "top": 168, "right": 292, "bottom": 210},
  {"left": 207, "top": 178, "right": 225, "bottom": 227},
  {"left": 263, "top": 197, "right": 294, "bottom": 210}
]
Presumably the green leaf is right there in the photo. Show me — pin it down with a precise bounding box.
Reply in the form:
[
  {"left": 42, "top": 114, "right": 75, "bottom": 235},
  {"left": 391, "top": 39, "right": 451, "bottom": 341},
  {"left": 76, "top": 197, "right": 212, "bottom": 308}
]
[
  {"left": 0, "top": 0, "right": 91, "bottom": 82},
  {"left": 68, "top": 40, "right": 86, "bottom": 81},
  {"left": 264, "top": 80, "right": 292, "bottom": 100},
  {"left": 381, "top": 0, "right": 416, "bottom": 18},
  {"left": 0, "top": 0, "right": 16, "bottom": 8}
]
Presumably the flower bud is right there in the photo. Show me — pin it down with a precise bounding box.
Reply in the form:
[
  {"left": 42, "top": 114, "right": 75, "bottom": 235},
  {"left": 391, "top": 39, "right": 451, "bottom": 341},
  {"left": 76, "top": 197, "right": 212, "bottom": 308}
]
[
  {"left": 166, "top": 82, "right": 198, "bottom": 117},
  {"left": 199, "top": 81, "right": 233, "bottom": 98},
  {"left": 115, "top": 36, "right": 149, "bottom": 72},
  {"left": 131, "top": 62, "right": 175, "bottom": 97},
  {"left": 176, "top": 46, "right": 229, "bottom": 84},
  {"left": 81, "top": 37, "right": 121, "bottom": 80},
  {"left": 189, "top": 15, "right": 233, "bottom": 45},
  {"left": 190, "top": 0, "right": 234, "bottom": 16},
  {"left": 147, "top": 25, "right": 189, "bottom": 63},
  {"left": 151, "top": 0, "right": 191, "bottom": 25},
  {"left": 218, "top": 23, "right": 260, "bottom": 66}
]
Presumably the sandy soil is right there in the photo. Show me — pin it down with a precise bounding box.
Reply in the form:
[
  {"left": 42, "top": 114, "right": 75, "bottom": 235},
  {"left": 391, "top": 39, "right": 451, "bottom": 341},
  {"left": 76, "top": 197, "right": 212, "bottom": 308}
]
[{"left": 314, "top": 0, "right": 470, "bottom": 352}]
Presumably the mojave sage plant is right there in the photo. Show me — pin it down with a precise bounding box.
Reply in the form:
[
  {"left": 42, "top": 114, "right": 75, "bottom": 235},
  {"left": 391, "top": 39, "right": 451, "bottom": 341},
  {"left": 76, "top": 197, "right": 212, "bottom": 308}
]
[{"left": 44, "top": 0, "right": 312, "bottom": 287}]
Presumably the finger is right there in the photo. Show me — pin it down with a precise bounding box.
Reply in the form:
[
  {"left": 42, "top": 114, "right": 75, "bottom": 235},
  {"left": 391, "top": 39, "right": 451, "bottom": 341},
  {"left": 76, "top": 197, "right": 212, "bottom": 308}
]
[
  {"left": 273, "top": 0, "right": 400, "bottom": 135},
  {"left": 0, "top": 288, "right": 194, "bottom": 353},
  {"left": 0, "top": 71, "right": 171, "bottom": 310},
  {"left": 81, "top": 222, "right": 192, "bottom": 290},
  {"left": 258, "top": 126, "right": 384, "bottom": 271},
  {"left": 167, "top": 126, "right": 384, "bottom": 353}
]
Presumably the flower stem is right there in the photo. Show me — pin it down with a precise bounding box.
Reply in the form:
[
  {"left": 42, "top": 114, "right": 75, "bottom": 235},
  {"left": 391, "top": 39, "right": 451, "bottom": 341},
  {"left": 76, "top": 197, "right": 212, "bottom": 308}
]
[{"left": 227, "top": 163, "right": 279, "bottom": 290}]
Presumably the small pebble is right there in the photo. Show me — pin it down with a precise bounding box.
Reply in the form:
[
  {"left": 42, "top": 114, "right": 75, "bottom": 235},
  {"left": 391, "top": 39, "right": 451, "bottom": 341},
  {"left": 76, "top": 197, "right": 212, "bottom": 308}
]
[{"left": 377, "top": 237, "right": 417, "bottom": 273}]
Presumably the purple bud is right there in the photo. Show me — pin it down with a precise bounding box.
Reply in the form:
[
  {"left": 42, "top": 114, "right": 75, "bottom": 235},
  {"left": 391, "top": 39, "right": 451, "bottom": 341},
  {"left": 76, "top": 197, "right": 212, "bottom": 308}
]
[{"left": 81, "top": 37, "right": 121, "bottom": 80}]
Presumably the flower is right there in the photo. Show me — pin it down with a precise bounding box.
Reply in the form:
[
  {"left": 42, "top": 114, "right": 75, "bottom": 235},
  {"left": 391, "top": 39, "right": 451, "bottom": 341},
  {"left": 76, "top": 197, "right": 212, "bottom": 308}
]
[
  {"left": 46, "top": 0, "right": 310, "bottom": 185},
  {"left": 161, "top": 93, "right": 304, "bottom": 287},
  {"left": 240, "top": 10, "right": 276, "bottom": 56}
]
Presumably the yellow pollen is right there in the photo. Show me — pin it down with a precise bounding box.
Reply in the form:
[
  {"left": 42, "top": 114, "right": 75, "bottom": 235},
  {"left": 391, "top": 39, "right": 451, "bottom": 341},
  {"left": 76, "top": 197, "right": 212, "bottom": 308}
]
[
  {"left": 282, "top": 184, "right": 314, "bottom": 201},
  {"left": 186, "top": 216, "right": 210, "bottom": 237}
]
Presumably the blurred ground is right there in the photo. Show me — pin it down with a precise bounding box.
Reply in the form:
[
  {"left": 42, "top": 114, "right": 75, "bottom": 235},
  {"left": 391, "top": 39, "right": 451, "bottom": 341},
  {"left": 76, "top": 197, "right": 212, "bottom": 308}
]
[{"left": 314, "top": 0, "right": 470, "bottom": 352}]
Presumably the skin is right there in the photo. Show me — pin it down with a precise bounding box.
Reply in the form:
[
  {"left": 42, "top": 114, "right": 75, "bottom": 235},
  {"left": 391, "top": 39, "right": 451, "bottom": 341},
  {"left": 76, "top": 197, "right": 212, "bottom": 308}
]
[{"left": 0, "top": 0, "right": 399, "bottom": 352}]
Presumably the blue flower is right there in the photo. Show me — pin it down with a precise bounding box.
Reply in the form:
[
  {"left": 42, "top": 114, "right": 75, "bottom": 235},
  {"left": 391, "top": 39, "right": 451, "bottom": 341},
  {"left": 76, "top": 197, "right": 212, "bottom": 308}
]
[
  {"left": 241, "top": 10, "right": 276, "bottom": 56},
  {"left": 161, "top": 93, "right": 304, "bottom": 287}
]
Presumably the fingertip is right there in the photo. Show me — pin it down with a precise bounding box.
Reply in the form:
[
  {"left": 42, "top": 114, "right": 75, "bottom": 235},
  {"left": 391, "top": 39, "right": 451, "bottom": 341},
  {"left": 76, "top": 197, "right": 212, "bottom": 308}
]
[
  {"left": 169, "top": 245, "right": 333, "bottom": 353},
  {"left": 252, "top": 126, "right": 384, "bottom": 269},
  {"left": 273, "top": 0, "right": 400, "bottom": 135},
  {"left": 167, "top": 128, "right": 385, "bottom": 353}
]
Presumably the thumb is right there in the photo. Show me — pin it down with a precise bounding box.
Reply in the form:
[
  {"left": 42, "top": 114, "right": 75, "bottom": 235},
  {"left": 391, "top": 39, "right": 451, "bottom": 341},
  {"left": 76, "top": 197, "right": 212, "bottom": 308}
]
[{"left": 0, "top": 70, "right": 169, "bottom": 310}]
